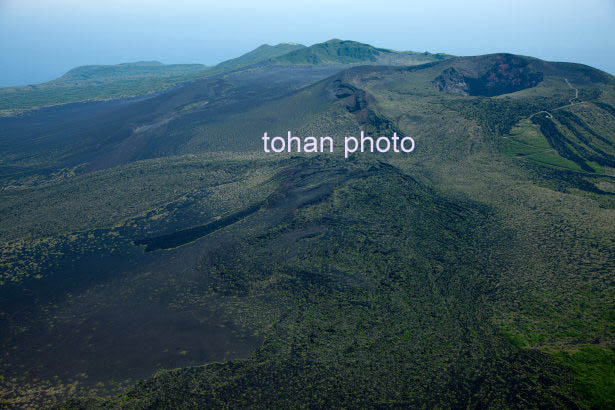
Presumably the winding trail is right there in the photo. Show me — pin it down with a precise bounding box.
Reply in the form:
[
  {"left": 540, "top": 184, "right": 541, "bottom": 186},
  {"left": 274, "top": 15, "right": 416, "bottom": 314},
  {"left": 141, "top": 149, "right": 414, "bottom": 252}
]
[
  {"left": 528, "top": 78, "right": 581, "bottom": 120},
  {"left": 507, "top": 78, "right": 580, "bottom": 148},
  {"left": 501, "top": 78, "right": 581, "bottom": 139},
  {"left": 506, "top": 79, "right": 614, "bottom": 176},
  {"left": 564, "top": 78, "right": 579, "bottom": 103}
]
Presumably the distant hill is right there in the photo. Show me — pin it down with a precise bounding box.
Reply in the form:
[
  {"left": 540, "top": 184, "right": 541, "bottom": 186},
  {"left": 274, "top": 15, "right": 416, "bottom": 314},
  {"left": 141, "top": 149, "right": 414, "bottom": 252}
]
[
  {"left": 271, "top": 39, "right": 451, "bottom": 66},
  {"left": 3, "top": 51, "right": 612, "bottom": 177},
  {"left": 0, "top": 61, "right": 210, "bottom": 115},
  {"left": 0, "top": 40, "right": 450, "bottom": 115},
  {"left": 214, "top": 43, "right": 306, "bottom": 71},
  {"left": 1, "top": 44, "right": 614, "bottom": 409},
  {"left": 58, "top": 61, "right": 206, "bottom": 82}
]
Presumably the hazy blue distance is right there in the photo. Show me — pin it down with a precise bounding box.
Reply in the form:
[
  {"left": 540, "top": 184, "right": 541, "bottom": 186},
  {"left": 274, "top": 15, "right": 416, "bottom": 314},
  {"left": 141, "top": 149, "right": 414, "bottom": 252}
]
[{"left": 1, "top": 0, "right": 614, "bottom": 87}]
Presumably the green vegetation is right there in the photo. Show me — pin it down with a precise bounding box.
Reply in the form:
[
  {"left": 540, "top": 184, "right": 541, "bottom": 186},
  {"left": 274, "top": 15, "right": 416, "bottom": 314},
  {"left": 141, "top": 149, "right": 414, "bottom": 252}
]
[
  {"left": 0, "top": 40, "right": 449, "bottom": 116},
  {"left": 0, "top": 62, "right": 210, "bottom": 115},
  {"left": 503, "top": 120, "right": 585, "bottom": 171},
  {"left": 213, "top": 42, "right": 306, "bottom": 70},
  {"left": 554, "top": 346, "right": 615, "bottom": 409},
  {"left": 0, "top": 45, "right": 613, "bottom": 409},
  {"left": 273, "top": 38, "right": 451, "bottom": 66}
]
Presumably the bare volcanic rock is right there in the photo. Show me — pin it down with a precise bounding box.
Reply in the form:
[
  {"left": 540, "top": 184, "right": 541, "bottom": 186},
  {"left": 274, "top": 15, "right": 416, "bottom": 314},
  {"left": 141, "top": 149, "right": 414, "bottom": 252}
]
[
  {"left": 435, "top": 54, "right": 544, "bottom": 97},
  {"left": 433, "top": 67, "right": 470, "bottom": 95}
]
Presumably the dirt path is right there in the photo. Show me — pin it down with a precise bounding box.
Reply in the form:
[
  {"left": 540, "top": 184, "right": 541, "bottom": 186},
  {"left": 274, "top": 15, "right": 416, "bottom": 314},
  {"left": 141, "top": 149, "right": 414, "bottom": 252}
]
[
  {"left": 528, "top": 78, "right": 581, "bottom": 120},
  {"left": 501, "top": 79, "right": 582, "bottom": 139},
  {"left": 564, "top": 78, "right": 579, "bottom": 103}
]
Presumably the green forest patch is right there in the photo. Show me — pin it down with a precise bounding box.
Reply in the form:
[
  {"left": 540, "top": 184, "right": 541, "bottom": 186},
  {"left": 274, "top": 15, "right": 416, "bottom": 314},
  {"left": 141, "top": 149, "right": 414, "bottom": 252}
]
[{"left": 554, "top": 346, "right": 615, "bottom": 409}]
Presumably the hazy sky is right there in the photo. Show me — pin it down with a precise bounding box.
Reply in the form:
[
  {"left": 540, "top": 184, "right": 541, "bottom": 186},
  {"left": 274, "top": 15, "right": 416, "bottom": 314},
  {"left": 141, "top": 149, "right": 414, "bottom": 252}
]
[{"left": 1, "top": 0, "right": 614, "bottom": 87}]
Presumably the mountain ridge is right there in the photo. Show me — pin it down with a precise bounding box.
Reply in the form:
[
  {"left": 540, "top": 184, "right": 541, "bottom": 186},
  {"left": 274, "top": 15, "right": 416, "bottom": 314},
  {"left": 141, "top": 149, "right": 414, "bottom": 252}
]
[
  {"left": 1, "top": 42, "right": 614, "bottom": 409},
  {"left": 269, "top": 38, "right": 452, "bottom": 66},
  {"left": 0, "top": 39, "right": 451, "bottom": 115},
  {"left": 213, "top": 42, "right": 307, "bottom": 70}
]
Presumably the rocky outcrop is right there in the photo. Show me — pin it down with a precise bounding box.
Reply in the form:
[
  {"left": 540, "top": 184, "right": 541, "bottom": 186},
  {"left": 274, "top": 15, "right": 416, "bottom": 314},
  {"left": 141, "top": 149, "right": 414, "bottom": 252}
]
[
  {"left": 326, "top": 78, "right": 399, "bottom": 135},
  {"left": 435, "top": 54, "right": 544, "bottom": 97},
  {"left": 433, "top": 67, "right": 470, "bottom": 95}
]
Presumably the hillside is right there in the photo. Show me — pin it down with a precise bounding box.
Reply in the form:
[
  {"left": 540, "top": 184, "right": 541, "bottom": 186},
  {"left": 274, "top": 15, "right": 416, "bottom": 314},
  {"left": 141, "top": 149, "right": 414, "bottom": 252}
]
[
  {"left": 0, "top": 40, "right": 447, "bottom": 116},
  {"left": 57, "top": 61, "right": 204, "bottom": 82},
  {"left": 0, "top": 62, "right": 210, "bottom": 115},
  {"left": 271, "top": 38, "right": 451, "bottom": 66},
  {"left": 213, "top": 42, "right": 306, "bottom": 70},
  {"left": 0, "top": 46, "right": 614, "bottom": 409}
]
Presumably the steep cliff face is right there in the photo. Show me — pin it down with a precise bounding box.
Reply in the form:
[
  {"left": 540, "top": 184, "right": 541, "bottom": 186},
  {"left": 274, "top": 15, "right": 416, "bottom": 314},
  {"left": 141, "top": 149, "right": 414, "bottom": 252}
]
[
  {"left": 327, "top": 78, "right": 399, "bottom": 135},
  {"left": 434, "top": 54, "right": 544, "bottom": 96},
  {"left": 468, "top": 54, "right": 544, "bottom": 96},
  {"left": 433, "top": 67, "right": 470, "bottom": 95}
]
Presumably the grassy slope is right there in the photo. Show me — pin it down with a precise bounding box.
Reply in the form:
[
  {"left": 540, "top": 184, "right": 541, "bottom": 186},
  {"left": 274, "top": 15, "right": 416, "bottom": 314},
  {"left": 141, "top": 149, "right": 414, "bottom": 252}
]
[
  {"left": 357, "top": 57, "right": 615, "bottom": 408},
  {"left": 0, "top": 54, "right": 614, "bottom": 409},
  {"left": 50, "top": 157, "right": 587, "bottom": 409},
  {"left": 214, "top": 43, "right": 306, "bottom": 70},
  {"left": 272, "top": 39, "right": 450, "bottom": 66},
  {"left": 0, "top": 40, "right": 448, "bottom": 116},
  {"left": 0, "top": 62, "right": 210, "bottom": 115}
]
